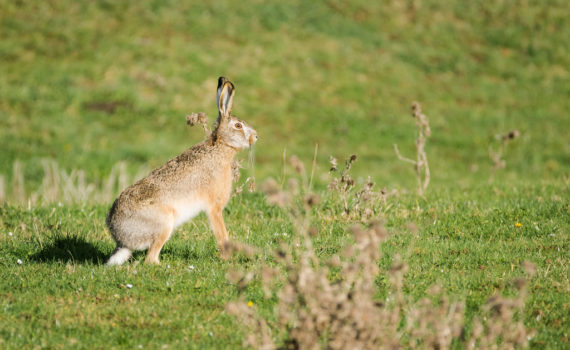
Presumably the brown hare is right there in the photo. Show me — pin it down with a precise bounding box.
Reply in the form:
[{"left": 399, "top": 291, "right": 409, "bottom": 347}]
[{"left": 106, "top": 77, "right": 257, "bottom": 265}]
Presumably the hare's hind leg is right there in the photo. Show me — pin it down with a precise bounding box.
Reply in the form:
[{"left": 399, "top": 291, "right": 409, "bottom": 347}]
[
  {"left": 145, "top": 207, "right": 175, "bottom": 264},
  {"left": 107, "top": 246, "right": 132, "bottom": 266}
]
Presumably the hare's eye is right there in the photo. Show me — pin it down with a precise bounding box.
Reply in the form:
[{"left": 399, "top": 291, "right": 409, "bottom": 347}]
[{"left": 235, "top": 122, "right": 243, "bottom": 129}]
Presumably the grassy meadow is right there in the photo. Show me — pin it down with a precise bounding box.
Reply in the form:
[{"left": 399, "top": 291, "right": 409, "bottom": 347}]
[{"left": 1, "top": 1, "right": 569, "bottom": 349}]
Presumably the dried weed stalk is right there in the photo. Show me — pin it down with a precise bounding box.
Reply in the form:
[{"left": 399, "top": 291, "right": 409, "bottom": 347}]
[
  {"left": 185, "top": 112, "right": 211, "bottom": 136},
  {"left": 489, "top": 130, "right": 520, "bottom": 182},
  {"left": 328, "top": 154, "right": 357, "bottom": 216},
  {"left": 226, "top": 176, "right": 532, "bottom": 349},
  {"left": 328, "top": 155, "right": 393, "bottom": 219},
  {"left": 394, "top": 101, "right": 431, "bottom": 196}
]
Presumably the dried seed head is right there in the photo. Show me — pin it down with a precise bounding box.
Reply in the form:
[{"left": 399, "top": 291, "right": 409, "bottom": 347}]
[
  {"left": 304, "top": 194, "right": 320, "bottom": 207},
  {"left": 260, "top": 178, "right": 279, "bottom": 195},
  {"left": 328, "top": 177, "right": 339, "bottom": 191},
  {"left": 290, "top": 155, "right": 305, "bottom": 174},
  {"left": 369, "top": 221, "right": 388, "bottom": 240},
  {"left": 513, "top": 278, "right": 526, "bottom": 290},
  {"left": 267, "top": 192, "right": 291, "bottom": 207},
  {"left": 412, "top": 101, "right": 421, "bottom": 116},
  {"left": 521, "top": 261, "right": 536, "bottom": 276},
  {"left": 327, "top": 255, "right": 341, "bottom": 267},
  {"left": 248, "top": 178, "right": 256, "bottom": 193},
  {"left": 287, "top": 178, "right": 299, "bottom": 195},
  {"left": 345, "top": 155, "right": 358, "bottom": 171},
  {"left": 186, "top": 112, "right": 210, "bottom": 135},
  {"left": 186, "top": 112, "right": 208, "bottom": 126},
  {"left": 503, "top": 130, "right": 520, "bottom": 141},
  {"left": 231, "top": 160, "right": 242, "bottom": 183},
  {"left": 329, "top": 156, "right": 338, "bottom": 172},
  {"left": 308, "top": 226, "right": 318, "bottom": 237}
]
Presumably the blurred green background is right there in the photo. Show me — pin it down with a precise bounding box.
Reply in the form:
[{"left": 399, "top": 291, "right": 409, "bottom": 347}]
[{"left": 1, "top": 0, "right": 568, "bottom": 193}]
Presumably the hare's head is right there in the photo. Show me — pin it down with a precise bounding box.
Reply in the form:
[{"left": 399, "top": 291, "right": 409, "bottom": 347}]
[{"left": 213, "top": 77, "right": 258, "bottom": 150}]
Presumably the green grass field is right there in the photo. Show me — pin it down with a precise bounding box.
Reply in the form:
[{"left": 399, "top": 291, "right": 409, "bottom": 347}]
[{"left": 1, "top": 1, "right": 569, "bottom": 348}]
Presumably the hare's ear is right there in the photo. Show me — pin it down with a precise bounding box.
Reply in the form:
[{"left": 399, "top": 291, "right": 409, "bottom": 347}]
[{"left": 216, "top": 76, "right": 235, "bottom": 120}]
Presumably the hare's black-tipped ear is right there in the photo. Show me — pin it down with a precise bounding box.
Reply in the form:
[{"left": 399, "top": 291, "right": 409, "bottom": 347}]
[{"left": 216, "top": 76, "right": 235, "bottom": 120}]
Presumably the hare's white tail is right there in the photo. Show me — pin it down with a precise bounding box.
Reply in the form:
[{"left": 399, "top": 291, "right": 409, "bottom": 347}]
[{"left": 106, "top": 247, "right": 132, "bottom": 266}]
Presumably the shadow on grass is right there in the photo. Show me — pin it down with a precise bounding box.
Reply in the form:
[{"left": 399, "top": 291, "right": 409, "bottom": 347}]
[{"left": 31, "top": 237, "right": 108, "bottom": 264}]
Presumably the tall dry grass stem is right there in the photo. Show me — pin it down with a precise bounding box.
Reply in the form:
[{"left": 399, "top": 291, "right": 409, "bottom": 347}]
[{"left": 1, "top": 160, "right": 149, "bottom": 206}]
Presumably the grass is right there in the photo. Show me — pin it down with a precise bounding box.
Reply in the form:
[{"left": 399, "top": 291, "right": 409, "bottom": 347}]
[
  {"left": 0, "top": 0, "right": 569, "bottom": 348},
  {"left": 1, "top": 0, "right": 568, "bottom": 188},
  {"left": 1, "top": 182, "right": 568, "bottom": 348}
]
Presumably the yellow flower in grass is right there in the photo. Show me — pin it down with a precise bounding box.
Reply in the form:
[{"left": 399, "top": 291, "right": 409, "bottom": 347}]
[
  {"left": 247, "top": 301, "right": 253, "bottom": 307},
  {"left": 515, "top": 222, "right": 522, "bottom": 228}
]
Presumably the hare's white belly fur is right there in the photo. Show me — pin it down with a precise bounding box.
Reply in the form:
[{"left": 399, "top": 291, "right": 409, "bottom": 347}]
[{"left": 172, "top": 199, "right": 207, "bottom": 228}]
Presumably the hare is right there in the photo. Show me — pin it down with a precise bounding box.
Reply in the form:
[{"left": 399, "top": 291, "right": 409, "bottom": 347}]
[{"left": 106, "top": 77, "right": 257, "bottom": 265}]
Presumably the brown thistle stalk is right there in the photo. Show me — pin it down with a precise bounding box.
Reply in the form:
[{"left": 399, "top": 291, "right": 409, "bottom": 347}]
[
  {"left": 489, "top": 130, "right": 520, "bottom": 182},
  {"left": 394, "top": 101, "right": 431, "bottom": 196}
]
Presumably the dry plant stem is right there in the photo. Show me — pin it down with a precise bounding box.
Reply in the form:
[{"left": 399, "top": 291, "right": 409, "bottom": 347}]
[
  {"left": 308, "top": 143, "right": 318, "bottom": 191},
  {"left": 13, "top": 161, "right": 25, "bottom": 204},
  {"left": 0, "top": 175, "right": 5, "bottom": 203},
  {"left": 328, "top": 154, "right": 380, "bottom": 219},
  {"left": 281, "top": 148, "right": 287, "bottom": 190},
  {"left": 185, "top": 112, "right": 211, "bottom": 136},
  {"left": 394, "top": 101, "right": 431, "bottom": 196},
  {"left": 489, "top": 130, "right": 519, "bottom": 182}
]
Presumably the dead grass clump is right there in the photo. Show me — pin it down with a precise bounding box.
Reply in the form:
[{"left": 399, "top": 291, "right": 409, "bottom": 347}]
[{"left": 394, "top": 101, "right": 431, "bottom": 196}]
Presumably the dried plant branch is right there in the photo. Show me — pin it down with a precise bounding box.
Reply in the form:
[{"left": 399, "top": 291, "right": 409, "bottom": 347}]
[
  {"left": 393, "top": 144, "right": 416, "bottom": 164},
  {"left": 489, "top": 130, "right": 520, "bottom": 182},
  {"left": 394, "top": 101, "right": 431, "bottom": 196},
  {"left": 185, "top": 112, "right": 211, "bottom": 136},
  {"left": 308, "top": 143, "right": 319, "bottom": 191}
]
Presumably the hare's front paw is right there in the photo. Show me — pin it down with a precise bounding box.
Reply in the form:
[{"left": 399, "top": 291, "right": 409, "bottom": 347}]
[{"left": 145, "top": 254, "right": 160, "bottom": 264}]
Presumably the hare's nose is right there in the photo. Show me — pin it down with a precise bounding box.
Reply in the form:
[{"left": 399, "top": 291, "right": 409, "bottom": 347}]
[{"left": 249, "top": 133, "right": 258, "bottom": 145}]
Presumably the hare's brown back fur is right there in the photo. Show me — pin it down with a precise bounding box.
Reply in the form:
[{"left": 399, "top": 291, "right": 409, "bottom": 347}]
[{"left": 106, "top": 140, "right": 237, "bottom": 242}]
